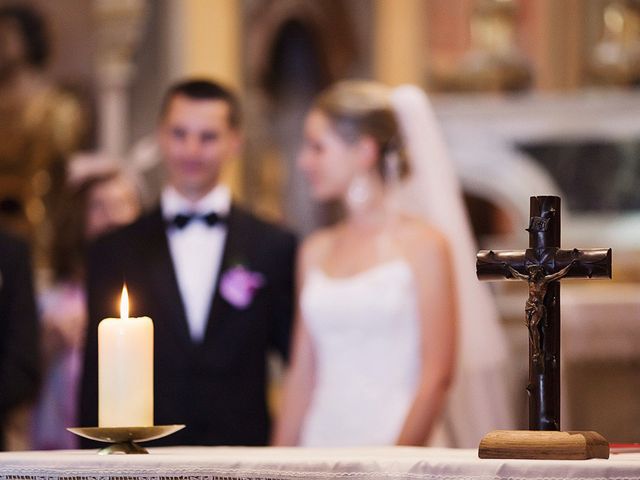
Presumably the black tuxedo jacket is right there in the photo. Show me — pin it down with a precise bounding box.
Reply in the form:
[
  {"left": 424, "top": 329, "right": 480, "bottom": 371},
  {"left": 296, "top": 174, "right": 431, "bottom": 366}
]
[
  {"left": 0, "top": 231, "right": 40, "bottom": 450},
  {"left": 79, "top": 205, "right": 297, "bottom": 446}
]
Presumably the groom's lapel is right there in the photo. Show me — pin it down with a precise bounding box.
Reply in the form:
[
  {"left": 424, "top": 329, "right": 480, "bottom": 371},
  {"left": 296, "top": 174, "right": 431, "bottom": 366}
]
[
  {"left": 141, "top": 208, "right": 192, "bottom": 349},
  {"left": 202, "top": 205, "right": 250, "bottom": 344}
]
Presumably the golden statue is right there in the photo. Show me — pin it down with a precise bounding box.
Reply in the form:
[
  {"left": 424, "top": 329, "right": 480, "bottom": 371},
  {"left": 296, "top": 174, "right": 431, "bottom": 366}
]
[
  {"left": 590, "top": 0, "right": 640, "bottom": 85},
  {"left": 0, "top": 6, "right": 85, "bottom": 267}
]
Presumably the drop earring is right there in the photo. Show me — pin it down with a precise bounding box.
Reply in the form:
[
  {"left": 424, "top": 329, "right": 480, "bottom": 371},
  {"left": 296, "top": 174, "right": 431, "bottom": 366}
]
[{"left": 346, "top": 174, "right": 372, "bottom": 209}]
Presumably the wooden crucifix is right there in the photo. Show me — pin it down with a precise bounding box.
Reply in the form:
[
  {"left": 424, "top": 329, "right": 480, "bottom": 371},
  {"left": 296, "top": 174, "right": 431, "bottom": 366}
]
[{"left": 476, "top": 196, "right": 611, "bottom": 459}]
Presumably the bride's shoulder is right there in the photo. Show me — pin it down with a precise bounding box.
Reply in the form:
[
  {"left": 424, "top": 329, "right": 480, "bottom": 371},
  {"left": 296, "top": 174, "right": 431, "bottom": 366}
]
[
  {"left": 394, "top": 215, "right": 450, "bottom": 258},
  {"left": 298, "top": 226, "right": 339, "bottom": 272}
]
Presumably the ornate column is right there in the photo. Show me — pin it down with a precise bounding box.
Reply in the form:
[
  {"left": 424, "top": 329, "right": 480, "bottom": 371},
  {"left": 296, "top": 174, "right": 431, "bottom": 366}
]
[
  {"left": 373, "top": 0, "right": 426, "bottom": 86},
  {"left": 93, "top": 0, "right": 149, "bottom": 157},
  {"left": 169, "top": 0, "right": 241, "bottom": 88}
]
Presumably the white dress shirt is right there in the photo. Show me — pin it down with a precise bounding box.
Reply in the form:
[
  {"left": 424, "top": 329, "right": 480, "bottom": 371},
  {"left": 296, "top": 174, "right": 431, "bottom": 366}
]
[{"left": 161, "top": 185, "right": 231, "bottom": 342}]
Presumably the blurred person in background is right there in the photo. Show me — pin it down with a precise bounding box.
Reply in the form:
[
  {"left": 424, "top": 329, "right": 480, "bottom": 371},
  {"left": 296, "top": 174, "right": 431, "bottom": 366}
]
[
  {"left": 79, "top": 79, "right": 297, "bottom": 446},
  {"left": 273, "top": 80, "right": 457, "bottom": 446},
  {"left": 0, "top": 228, "right": 40, "bottom": 450},
  {"left": 274, "top": 79, "right": 512, "bottom": 447},
  {"left": 0, "top": 5, "right": 85, "bottom": 269},
  {"left": 33, "top": 160, "right": 141, "bottom": 449}
]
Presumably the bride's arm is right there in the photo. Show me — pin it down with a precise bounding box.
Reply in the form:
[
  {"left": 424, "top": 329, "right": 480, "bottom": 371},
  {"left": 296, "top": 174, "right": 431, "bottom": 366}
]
[
  {"left": 395, "top": 227, "right": 457, "bottom": 446},
  {"left": 271, "top": 240, "right": 318, "bottom": 446}
]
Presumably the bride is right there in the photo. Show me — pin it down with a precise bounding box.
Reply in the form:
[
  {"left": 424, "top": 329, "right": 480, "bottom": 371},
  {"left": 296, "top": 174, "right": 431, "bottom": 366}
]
[{"left": 272, "top": 80, "right": 458, "bottom": 446}]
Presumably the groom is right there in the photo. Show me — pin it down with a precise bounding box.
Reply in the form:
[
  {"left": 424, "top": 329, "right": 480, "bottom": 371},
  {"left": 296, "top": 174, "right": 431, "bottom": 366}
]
[{"left": 79, "top": 79, "right": 297, "bottom": 446}]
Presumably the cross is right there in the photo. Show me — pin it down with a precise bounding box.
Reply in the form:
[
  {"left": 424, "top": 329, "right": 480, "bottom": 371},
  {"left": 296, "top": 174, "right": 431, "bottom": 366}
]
[{"left": 477, "top": 196, "right": 611, "bottom": 431}]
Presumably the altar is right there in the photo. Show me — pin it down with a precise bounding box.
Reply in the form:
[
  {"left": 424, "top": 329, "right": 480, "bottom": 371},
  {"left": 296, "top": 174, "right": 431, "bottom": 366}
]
[{"left": 0, "top": 447, "right": 639, "bottom": 480}]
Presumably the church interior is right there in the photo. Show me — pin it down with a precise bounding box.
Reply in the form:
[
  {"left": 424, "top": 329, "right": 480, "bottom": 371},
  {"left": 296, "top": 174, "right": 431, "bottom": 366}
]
[{"left": 1, "top": 0, "right": 639, "bottom": 448}]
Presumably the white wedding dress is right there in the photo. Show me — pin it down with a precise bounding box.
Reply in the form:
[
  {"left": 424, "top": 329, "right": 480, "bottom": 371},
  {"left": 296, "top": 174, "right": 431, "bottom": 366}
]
[{"left": 298, "top": 259, "right": 421, "bottom": 446}]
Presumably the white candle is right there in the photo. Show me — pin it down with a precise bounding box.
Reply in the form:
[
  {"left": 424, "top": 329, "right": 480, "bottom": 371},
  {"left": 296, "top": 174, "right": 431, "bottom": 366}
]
[{"left": 98, "top": 285, "right": 154, "bottom": 427}]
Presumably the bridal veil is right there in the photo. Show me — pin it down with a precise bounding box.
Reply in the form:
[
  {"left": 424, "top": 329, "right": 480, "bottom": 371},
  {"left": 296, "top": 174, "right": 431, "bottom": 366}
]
[{"left": 390, "top": 85, "right": 515, "bottom": 447}]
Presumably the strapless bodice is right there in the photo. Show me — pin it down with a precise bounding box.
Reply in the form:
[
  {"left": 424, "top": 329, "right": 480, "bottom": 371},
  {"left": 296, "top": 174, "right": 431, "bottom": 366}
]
[{"left": 299, "top": 259, "right": 421, "bottom": 446}]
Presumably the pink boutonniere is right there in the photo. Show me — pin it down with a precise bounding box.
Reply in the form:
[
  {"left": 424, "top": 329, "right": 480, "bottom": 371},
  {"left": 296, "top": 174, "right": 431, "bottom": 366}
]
[{"left": 219, "top": 264, "right": 265, "bottom": 309}]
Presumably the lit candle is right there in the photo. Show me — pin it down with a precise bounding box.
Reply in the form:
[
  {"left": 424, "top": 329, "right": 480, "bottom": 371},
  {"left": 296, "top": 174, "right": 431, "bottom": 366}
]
[{"left": 98, "top": 284, "right": 154, "bottom": 427}]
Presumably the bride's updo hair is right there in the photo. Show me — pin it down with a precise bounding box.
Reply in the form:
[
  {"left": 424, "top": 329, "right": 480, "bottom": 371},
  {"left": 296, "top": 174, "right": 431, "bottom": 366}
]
[{"left": 313, "top": 80, "right": 411, "bottom": 181}]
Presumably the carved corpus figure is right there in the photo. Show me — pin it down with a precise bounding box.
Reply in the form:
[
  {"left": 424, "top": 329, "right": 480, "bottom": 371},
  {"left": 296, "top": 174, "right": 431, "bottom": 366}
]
[{"left": 505, "top": 260, "right": 576, "bottom": 365}]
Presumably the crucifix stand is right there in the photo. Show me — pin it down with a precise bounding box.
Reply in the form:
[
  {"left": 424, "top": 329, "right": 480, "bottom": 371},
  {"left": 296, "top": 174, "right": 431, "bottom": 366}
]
[{"left": 476, "top": 196, "right": 611, "bottom": 460}]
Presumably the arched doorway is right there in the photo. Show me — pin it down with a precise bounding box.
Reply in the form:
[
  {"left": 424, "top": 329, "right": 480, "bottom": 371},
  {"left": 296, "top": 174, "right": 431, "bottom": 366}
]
[{"left": 242, "top": 0, "right": 365, "bottom": 234}]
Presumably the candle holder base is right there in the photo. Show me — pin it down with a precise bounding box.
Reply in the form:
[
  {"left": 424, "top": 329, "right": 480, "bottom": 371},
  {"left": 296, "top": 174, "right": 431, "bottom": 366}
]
[
  {"left": 98, "top": 440, "right": 149, "bottom": 455},
  {"left": 67, "top": 425, "right": 185, "bottom": 454}
]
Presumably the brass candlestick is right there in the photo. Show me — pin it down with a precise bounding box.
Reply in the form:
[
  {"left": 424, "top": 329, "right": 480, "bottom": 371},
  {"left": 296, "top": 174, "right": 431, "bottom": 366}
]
[{"left": 67, "top": 425, "right": 185, "bottom": 454}]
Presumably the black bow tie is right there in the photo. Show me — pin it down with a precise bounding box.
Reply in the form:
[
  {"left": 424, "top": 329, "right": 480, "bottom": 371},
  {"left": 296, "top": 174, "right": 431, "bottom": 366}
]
[{"left": 168, "top": 211, "right": 224, "bottom": 229}]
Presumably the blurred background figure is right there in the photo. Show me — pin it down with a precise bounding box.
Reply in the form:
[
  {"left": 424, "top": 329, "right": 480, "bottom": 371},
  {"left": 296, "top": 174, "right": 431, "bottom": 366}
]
[
  {"left": 273, "top": 80, "right": 458, "bottom": 447},
  {"left": 32, "top": 157, "right": 141, "bottom": 449},
  {"left": 79, "top": 78, "right": 297, "bottom": 447},
  {"left": 0, "top": 4, "right": 85, "bottom": 269},
  {"left": 0, "top": 228, "right": 39, "bottom": 451}
]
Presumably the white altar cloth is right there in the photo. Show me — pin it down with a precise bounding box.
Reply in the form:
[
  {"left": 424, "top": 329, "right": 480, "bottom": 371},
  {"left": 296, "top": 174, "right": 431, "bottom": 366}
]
[{"left": 0, "top": 447, "right": 639, "bottom": 480}]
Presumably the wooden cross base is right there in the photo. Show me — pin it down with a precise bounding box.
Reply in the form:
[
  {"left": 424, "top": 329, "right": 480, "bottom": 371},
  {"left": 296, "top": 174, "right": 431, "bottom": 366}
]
[{"left": 478, "top": 430, "right": 610, "bottom": 460}]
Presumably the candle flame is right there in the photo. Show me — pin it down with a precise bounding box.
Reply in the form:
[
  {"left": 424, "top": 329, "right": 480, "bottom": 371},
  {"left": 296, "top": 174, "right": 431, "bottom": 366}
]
[{"left": 120, "top": 284, "right": 129, "bottom": 320}]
